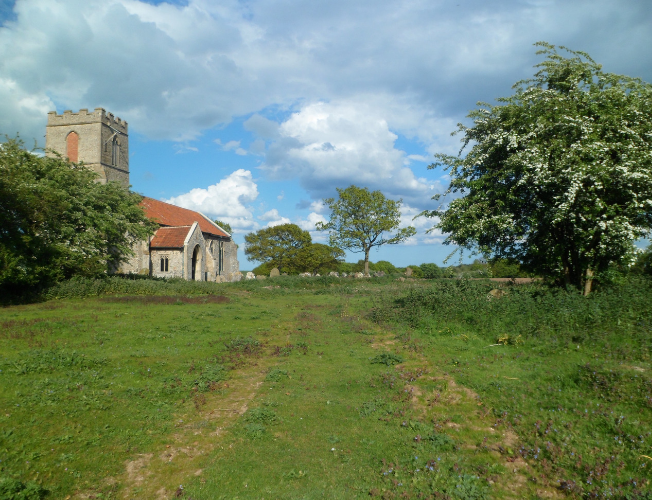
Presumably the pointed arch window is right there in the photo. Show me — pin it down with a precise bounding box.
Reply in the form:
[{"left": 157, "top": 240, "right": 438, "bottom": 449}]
[
  {"left": 111, "top": 136, "right": 119, "bottom": 166},
  {"left": 66, "top": 132, "right": 79, "bottom": 163}
]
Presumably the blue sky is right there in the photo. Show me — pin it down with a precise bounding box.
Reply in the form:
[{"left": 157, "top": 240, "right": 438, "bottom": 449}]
[{"left": 1, "top": 0, "right": 651, "bottom": 268}]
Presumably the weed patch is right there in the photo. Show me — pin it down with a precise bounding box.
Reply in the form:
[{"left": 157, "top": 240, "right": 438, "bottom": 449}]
[
  {"left": 224, "top": 337, "right": 262, "bottom": 356},
  {"left": 0, "top": 477, "right": 48, "bottom": 499},
  {"left": 191, "top": 363, "right": 226, "bottom": 392},
  {"left": 370, "top": 352, "right": 404, "bottom": 366}
]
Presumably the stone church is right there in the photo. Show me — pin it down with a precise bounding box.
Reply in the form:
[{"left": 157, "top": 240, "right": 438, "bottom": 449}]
[{"left": 45, "top": 108, "right": 240, "bottom": 282}]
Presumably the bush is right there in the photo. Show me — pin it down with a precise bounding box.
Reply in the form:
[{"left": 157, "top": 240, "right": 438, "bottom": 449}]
[
  {"left": 252, "top": 262, "right": 276, "bottom": 276},
  {"left": 405, "top": 265, "right": 424, "bottom": 278},
  {"left": 488, "top": 258, "right": 529, "bottom": 278},
  {"left": 373, "top": 261, "right": 398, "bottom": 274},
  {"left": 338, "top": 260, "right": 398, "bottom": 274},
  {"left": 380, "top": 277, "right": 652, "bottom": 361},
  {"left": 42, "top": 276, "right": 229, "bottom": 300},
  {"left": 420, "top": 263, "right": 442, "bottom": 279}
]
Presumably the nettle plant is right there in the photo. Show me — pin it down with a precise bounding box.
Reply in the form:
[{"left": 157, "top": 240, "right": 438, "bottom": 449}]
[{"left": 424, "top": 42, "right": 652, "bottom": 294}]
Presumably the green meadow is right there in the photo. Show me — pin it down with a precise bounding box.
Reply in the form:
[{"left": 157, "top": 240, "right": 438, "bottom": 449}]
[{"left": 1, "top": 277, "right": 651, "bottom": 499}]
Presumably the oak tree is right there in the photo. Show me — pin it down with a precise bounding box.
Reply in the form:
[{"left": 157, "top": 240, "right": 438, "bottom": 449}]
[{"left": 244, "top": 223, "right": 311, "bottom": 273}]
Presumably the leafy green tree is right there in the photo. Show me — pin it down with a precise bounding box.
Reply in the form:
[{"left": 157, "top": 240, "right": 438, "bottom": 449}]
[
  {"left": 244, "top": 223, "right": 311, "bottom": 273},
  {"left": 214, "top": 220, "right": 233, "bottom": 235},
  {"left": 317, "top": 185, "right": 416, "bottom": 275},
  {"left": 251, "top": 261, "right": 275, "bottom": 276},
  {"left": 336, "top": 261, "right": 355, "bottom": 274},
  {"left": 295, "top": 243, "right": 345, "bottom": 274},
  {"left": 405, "top": 265, "right": 424, "bottom": 278},
  {"left": 423, "top": 43, "right": 652, "bottom": 294},
  {"left": 489, "top": 258, "right": 529, "bottom": 278},
  {"left": 0, "top": 138, "right": 156, "bottom": 295},
  {"left": 373, "top": 260, "right": 398, "bottom": 274},
  {"left": 631, "top": 244, "right": 652, "bottom": 275},
  {"left": 420, "top": 263, "right": 442, "bottom": 279}
]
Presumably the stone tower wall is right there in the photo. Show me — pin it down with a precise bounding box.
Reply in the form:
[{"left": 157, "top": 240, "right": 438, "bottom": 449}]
[{"left": 45, "top": 108, "right": 130, "bottom": 187}]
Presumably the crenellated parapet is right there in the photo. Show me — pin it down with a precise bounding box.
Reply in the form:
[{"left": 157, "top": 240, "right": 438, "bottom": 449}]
[{"left": 47, "top": 108, "right": 128, "bottom": 133}]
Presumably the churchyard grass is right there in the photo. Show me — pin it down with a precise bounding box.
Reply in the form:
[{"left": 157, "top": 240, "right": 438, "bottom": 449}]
[{"left": 0, "top": 277, "right": 650, "bottom": 499}]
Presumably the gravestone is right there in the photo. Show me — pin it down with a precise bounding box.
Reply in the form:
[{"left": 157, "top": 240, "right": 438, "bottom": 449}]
[{"left": 270, "top": 267, "right": 280, "bottom": 277}]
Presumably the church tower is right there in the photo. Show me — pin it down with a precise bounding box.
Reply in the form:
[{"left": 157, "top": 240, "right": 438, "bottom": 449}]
[{"left": 45, "top": 108, "right": 129, "bottom": 187}]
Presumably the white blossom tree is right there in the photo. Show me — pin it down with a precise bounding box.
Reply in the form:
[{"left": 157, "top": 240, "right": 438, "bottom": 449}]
[{"left": 423, "top": 43, "right": 652, "bottom": 294}]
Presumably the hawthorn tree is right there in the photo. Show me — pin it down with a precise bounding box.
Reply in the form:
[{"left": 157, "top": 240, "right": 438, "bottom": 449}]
[
  {"left": 317, "top": 185, "right": 416, "bottom": 275},
  {"left": 423, "top": 43, "right": 652, "bottom": 294},
  {"left": 0, "top": 138, "right": 156, "bottom": 295}
]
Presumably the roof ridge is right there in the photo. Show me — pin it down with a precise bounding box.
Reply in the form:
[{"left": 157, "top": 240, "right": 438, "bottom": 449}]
[
  {"left": 140, "top": 197, "right": 229, "bottom": 238},
  {"left": 198, "top": 211, "right": 231, "bottom": 237}
]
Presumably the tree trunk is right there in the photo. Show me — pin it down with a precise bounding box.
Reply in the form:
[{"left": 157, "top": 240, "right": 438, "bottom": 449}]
[
  {"left": 364, "top": 249, "right": 370, "bottom": 275},
  {"left": 583, "top": 268, "right": 594, "bottom": 296},
  {"left": 562, "top": 253, "right": 572, "bottom": 289}
]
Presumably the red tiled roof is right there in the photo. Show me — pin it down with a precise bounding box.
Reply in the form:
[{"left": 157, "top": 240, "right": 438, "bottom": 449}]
[
  {"left": 140, "top": 197, "right": 229, "bottom": 237},
  {"left": 150, "top": 226, "right": 192, "bottom": 248}
]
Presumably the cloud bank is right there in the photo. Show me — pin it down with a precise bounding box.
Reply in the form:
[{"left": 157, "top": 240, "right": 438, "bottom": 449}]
[{"left": 2, "top": 0, "right": 650, "bottom": 148}]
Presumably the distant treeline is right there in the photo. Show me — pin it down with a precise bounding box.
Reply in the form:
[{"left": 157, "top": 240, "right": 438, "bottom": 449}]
[
  {"left": 253, "top": 253, "right": 652, "bottom": 280},
  {"left": 253, "top": 258, "right": 531, "bottom": 278}
]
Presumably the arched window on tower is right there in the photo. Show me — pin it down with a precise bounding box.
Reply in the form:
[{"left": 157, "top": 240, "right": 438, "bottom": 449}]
[
  {"left": 111, "top": 135, "right": 120, "bottom": 166},
  {"left": 66, "top": 132, "right": 79, "bottom": 163},
  {"left": 111, "top": 136, "right": 119, "bottom": 166}
]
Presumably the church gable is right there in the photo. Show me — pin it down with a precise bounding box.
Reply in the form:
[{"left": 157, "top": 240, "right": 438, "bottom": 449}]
[
  {"left": 150, "top": 226, "right": 192, "bottom": 249},
  {"left": 140, "top": 197, "right": 229, "bottom": 238}
]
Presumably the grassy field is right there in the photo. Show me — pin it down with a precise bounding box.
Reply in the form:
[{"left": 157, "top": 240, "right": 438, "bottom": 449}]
[{"left": 0, "top": 277, "right": 651, "bottom": 499}]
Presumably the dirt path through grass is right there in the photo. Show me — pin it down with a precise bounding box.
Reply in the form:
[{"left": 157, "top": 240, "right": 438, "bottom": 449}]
[{"left": 116, "top": 364, "right": 268, "bottom": 499}]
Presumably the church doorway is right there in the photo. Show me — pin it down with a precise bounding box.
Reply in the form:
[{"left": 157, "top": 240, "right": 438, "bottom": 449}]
[{"left": 191, "top": 245, "right": 202, "bottom": 280}]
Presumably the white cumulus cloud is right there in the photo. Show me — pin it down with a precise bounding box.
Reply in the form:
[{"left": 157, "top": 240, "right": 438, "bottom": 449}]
[
  {"left": 259, "top": 100, "right": 445, "bottom": 205},
  {"left": 297, "top": 212, "right": 327, "bottom": 231},
  {"left": 259, "top": 208, "right": 291, "bottom": 227},
  {"left": 165, "top": 169, "right": 259, "bottom": 231},
  {"left": 266, "top": 217, "right": 291, "bottom": 228}
]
